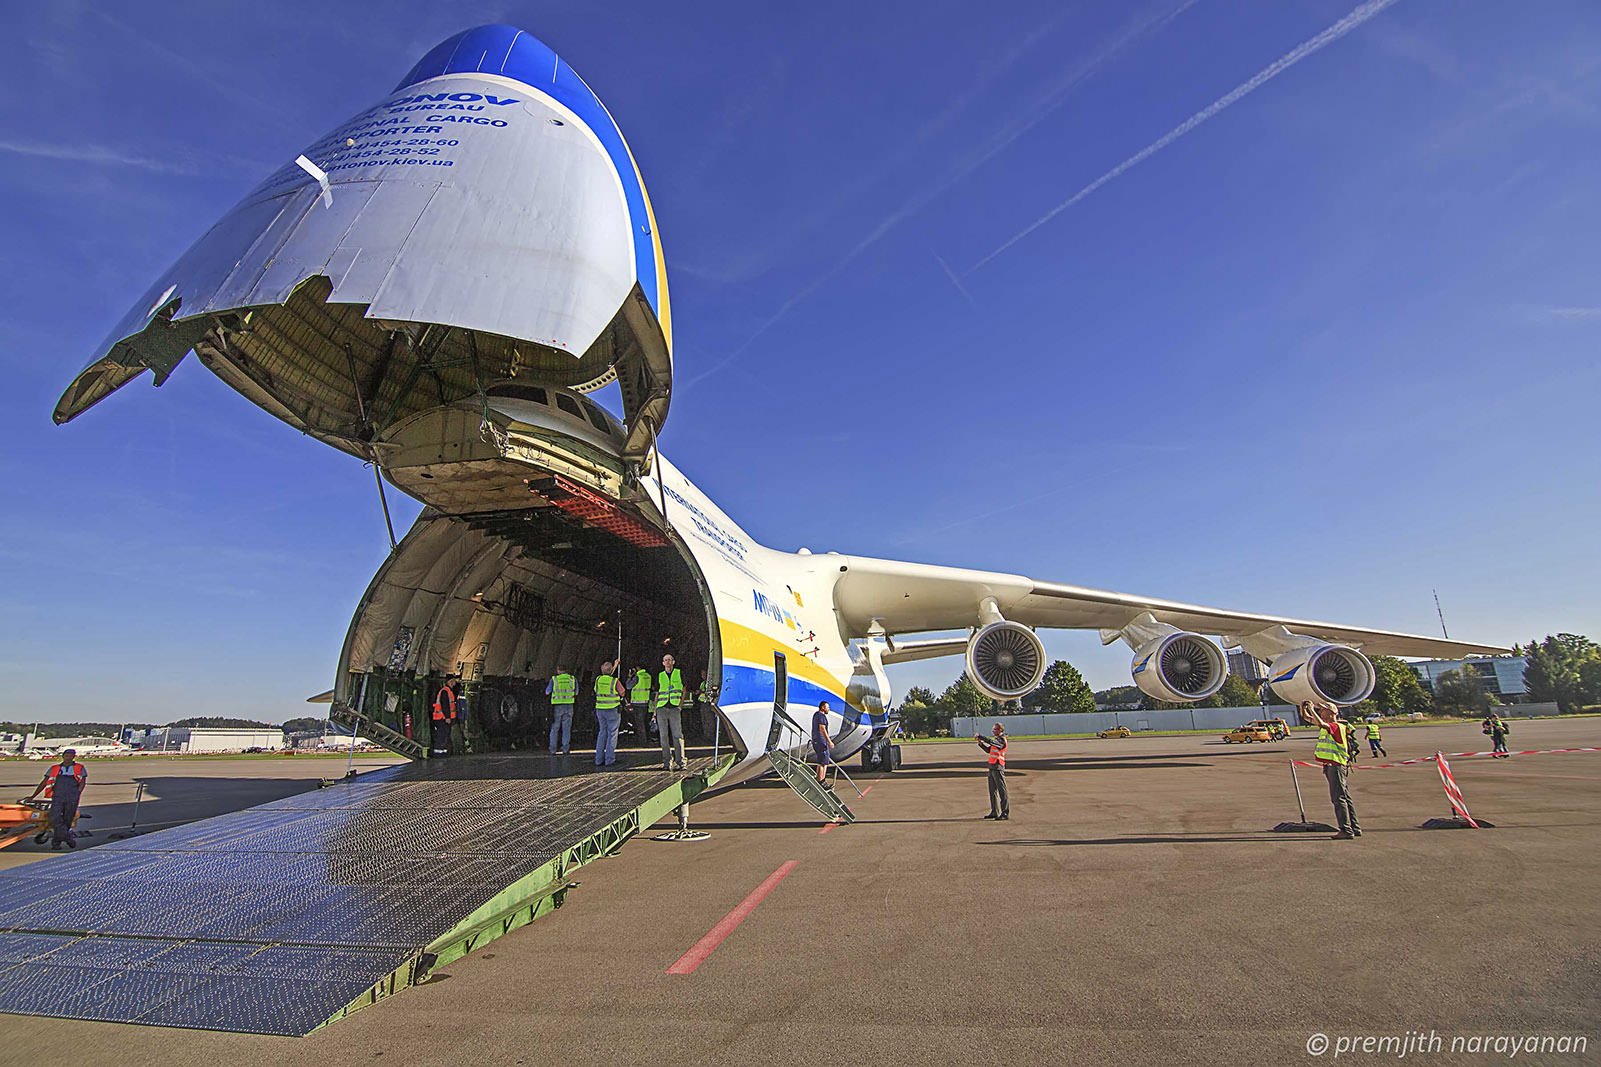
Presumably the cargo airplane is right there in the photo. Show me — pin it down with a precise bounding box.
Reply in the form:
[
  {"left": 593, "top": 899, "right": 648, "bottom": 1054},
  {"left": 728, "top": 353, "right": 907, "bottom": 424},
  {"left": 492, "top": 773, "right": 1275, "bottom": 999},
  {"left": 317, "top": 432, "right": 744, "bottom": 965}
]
[{"left": 54, "top": 25, "right": 1502, "bottom": 778}]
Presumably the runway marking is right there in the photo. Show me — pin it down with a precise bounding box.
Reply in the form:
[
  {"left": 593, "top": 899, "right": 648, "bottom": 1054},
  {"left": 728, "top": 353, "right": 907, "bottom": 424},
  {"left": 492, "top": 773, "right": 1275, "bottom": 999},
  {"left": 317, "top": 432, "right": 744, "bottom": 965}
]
[
  {"left": 819, "top": 783, "right": 872, "bottom": 834},
  {"left": 667, "top": 860, "right": 798, "bottom": 975}
]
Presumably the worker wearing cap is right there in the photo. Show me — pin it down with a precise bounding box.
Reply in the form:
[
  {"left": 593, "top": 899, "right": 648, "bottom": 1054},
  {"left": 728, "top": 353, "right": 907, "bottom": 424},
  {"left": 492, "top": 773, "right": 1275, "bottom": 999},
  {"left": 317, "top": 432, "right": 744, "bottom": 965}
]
[
  {"left": 1365, "top": 720, "right": 1387, "bottom": 758},
  {"left": 655, "top": 653, "right": 686, "bottom": 771},
  {"left": 26, "top": 749, "right": 86, "bottom": 850},
  {"left": 593, "top": 660, "right": 622, "bottom": 767},
  {"left": 1302, "top": 700, "right": 1361, "bottom": 839},
  {"left": 974, "top": 723, "right": 1009, "bottom": 820},
  {"left": 548, "top": 665, "right": 577, "bottom": 756},
  {"left": 431, "top": 675, "right": 462, "bottom": 758},
  {"left": 626, "top": 666, "right": 654, "bottom": 748}
]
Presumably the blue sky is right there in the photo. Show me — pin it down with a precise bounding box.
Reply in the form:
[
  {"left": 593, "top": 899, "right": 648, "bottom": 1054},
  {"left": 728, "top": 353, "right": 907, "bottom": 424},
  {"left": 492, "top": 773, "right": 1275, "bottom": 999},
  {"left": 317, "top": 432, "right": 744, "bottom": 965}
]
[{"left": 3, "top": 1, "right": 1599, "bottom": 723}]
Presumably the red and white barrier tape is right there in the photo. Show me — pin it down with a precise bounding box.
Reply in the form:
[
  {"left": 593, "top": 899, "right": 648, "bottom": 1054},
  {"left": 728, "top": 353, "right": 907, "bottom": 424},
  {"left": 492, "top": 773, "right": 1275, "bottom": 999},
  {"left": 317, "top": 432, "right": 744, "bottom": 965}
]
[
  {"left": 1435, "top": 752, "right": 1479, "bottom": 828},
  {"left": 1290, "top": 745, "right": 1601, "bottom": 770}
]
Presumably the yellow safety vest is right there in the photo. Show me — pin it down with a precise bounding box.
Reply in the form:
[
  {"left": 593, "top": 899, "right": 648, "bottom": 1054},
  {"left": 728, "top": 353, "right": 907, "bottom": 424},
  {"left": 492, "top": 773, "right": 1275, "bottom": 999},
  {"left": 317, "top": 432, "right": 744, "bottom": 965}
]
[
  {"left": 1315, "top": 724, "right": 1350, "bottom": 766},
  {"left": 1365, "top": 723, "right": 1381, "bottom": 739},
  {"left": 594, "top": 674, "right": 620, "bottom": 710},
  {"left": 551, "top": 673, "right": 577, "bottom": 705},
  {"left": 630, "top": 670, "right": 652, "bottom": 703},
  {"left": 655, "top": 668, "right": 683, "bottom": 709}
]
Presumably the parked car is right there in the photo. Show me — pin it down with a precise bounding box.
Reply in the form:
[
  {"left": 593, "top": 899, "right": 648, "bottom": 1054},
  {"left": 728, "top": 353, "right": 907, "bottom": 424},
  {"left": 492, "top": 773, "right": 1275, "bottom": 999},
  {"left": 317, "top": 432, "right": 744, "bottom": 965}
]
[
  {"left": 1223, "top": 725, "right": 1273, "bottom": 744},
  {"left": 1097, "top": 726, "right": 1131, "bottom": 739}
]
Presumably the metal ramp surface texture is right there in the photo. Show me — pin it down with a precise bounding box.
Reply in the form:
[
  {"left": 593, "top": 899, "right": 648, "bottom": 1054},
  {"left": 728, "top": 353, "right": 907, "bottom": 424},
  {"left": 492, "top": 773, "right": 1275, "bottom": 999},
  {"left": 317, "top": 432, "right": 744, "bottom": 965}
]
[
  {"left": 766, "top": 750, "right": 855, "bottom": 824},
  {"left": 0, "top": 752, "right": 727, "bottom": 1036}
]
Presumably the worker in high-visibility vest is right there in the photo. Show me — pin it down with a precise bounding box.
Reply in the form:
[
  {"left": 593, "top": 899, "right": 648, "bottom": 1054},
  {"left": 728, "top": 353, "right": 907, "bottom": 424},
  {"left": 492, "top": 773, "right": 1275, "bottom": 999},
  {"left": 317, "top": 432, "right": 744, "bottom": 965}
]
[
  {"left": 655, "top": 653, "right": 686, "bottom": 771},
  {"left": 593, "top": 659, "right": 622, "bottom": 767},
  {"left": 547, "top": 665, "right": 577, "bottom": 756},
  {"left": 26, "top": 749, "right": 86, "bottom": 849},
  {"left": 1302, "top": 700, "right": 1361, "bottom": 839},
  {"left": 974, "top": 722, "right": 1009, "bottom": 820},
  {"left": 430, "top": 674, "right": 462, "bottom": 758},
  {"left": 1364, "top": 720, "right": 1387, "bottom": 758},
  {"left": 626, "top": 667, "right": 654, "bottom": 748}
]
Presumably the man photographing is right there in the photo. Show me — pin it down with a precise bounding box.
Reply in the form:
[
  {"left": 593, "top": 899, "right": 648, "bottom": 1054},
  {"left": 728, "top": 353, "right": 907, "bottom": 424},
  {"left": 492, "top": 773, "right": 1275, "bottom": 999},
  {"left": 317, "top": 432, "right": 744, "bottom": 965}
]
[
  {"left": 974, "top": 722, "right": 1009, "bottom": 821},
  {"left": 1301, "top": 700, "right": 1361, "bottom": 840}
]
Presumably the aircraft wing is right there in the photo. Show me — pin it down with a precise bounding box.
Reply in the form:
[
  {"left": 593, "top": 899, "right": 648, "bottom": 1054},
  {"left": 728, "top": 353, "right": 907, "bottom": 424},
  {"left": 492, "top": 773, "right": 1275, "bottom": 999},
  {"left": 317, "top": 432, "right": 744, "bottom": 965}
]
[{"left": 830, "top": 554, "right": 1505, "bottom": 658}]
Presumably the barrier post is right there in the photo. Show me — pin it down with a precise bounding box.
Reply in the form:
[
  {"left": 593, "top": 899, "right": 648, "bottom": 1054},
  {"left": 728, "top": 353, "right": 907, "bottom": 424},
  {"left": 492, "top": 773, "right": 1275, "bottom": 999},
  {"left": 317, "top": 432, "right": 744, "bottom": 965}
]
[
  {"left": 1272, "top": 760, "right": 1335, "bottom": 832},
  {"left": 1433, "top": 751, "right": 1479, "bottom": 829}
]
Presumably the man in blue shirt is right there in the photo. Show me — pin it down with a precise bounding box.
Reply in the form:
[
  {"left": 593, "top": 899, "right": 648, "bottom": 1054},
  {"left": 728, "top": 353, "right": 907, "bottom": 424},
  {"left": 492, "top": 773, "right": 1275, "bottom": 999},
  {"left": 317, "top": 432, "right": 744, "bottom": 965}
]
[{"left": 811, "top": 701, "right": 834, "bottom": 783}]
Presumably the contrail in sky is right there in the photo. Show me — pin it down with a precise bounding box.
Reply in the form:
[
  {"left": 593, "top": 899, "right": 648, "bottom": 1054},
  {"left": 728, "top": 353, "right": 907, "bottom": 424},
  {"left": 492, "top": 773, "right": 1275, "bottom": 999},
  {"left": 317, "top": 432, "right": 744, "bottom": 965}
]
[
  {"left": 971, "top": 0, "right": 1403, "bottom": 271},
  {"left": 934, "top": 254, "right": 977, "bottom": 306},
  {"left": 680, "top": 0, "right": 1196, "bottom": 387}
]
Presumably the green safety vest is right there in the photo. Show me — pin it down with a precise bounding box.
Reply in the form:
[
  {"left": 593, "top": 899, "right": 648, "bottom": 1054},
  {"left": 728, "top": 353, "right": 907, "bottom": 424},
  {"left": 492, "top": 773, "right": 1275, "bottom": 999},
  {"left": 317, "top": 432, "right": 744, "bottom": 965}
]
[
  {"left": 630, "top": 670, "right": 652, "bottom": 703},
  {"left": 551, "top": 673, "right": 577, "bottom": 705},
  {"left": 655, "top": 668, "right": 683, "bottom": 709},
  {"left": 595, "top": 674, "right": 621, "bottom": 710},
  {"left": 1315, "top": 724, "right": 1350, "bottom": 766},
  {"left": 1365, "top": 723, "right": 1381, "bottom": 739}
]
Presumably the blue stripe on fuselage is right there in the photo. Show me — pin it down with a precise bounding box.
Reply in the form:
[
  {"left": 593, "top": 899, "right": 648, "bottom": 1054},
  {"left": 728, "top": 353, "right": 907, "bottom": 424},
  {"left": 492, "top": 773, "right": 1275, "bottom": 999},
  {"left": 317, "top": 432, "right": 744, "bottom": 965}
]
[{"left": 718, "top": 663, "right": 889, "bottom": 729}]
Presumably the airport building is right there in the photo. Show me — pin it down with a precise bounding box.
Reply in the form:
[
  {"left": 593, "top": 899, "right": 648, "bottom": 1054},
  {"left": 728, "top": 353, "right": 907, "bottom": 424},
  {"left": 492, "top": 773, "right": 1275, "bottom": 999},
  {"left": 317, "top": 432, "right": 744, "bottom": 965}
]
[
  {"left": 131, "top": 727, "right": 286, "bottom": 753},
  {"left": 1409, "top": 656, "right": 1528, "bottom": 703}
]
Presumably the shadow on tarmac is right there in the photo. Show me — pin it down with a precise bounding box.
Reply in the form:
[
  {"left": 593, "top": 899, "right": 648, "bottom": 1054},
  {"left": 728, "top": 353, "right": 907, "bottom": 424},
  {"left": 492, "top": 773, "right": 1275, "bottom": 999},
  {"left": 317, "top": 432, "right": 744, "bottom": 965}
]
[
  {"left": 2, "top": 775, "right": 326, "bottom": 852},
  {"left": 978, "top": 833, "right": 1327, "bottom": 846}
]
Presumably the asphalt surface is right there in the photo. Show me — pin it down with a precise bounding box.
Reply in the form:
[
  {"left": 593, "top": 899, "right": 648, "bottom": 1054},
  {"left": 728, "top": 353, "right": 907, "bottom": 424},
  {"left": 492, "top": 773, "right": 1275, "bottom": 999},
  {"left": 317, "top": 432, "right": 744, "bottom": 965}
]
[{"left": 0, "top": 720, "right": 1596, "bottom": 1066}]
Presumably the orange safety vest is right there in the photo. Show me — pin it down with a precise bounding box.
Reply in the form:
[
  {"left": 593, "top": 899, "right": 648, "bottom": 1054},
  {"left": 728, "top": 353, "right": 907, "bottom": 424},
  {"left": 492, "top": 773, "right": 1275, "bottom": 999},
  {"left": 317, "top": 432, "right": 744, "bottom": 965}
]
[
  {"left": 432, "top": 686, "right": 458, "bottom": 723},
  {"left": 45, "top": 763, "right": 86, "bottom": 787},
  {"left": 986, "top": 737, "right": 1007, "bottom": 768}
]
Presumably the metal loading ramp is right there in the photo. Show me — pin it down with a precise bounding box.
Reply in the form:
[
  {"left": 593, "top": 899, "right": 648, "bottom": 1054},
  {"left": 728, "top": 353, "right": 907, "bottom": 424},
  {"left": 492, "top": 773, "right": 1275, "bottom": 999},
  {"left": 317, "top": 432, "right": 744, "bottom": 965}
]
[{"left": 0, "top": 752, "right": 731, "bottom": 1036}]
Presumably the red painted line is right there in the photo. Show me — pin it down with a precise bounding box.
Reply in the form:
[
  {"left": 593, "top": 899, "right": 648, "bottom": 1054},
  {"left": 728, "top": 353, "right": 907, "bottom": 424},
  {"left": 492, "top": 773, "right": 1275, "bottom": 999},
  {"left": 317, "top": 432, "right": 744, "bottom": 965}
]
[{"left": 666, "top": 861, "right": 798, "bottom": 975}]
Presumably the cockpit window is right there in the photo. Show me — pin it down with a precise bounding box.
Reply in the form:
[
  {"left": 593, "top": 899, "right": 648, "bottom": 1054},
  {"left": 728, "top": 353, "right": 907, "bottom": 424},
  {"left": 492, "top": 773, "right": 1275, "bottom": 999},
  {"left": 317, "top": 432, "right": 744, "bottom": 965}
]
[
  {"left": 582, "top": 401, "right": 613, "bottom": 434},
  {"left": 485, "top": 383, "right": 548, "bottom": 406},
  {"left": 555, "top": 393, "right": 584, "bottom": 420}
]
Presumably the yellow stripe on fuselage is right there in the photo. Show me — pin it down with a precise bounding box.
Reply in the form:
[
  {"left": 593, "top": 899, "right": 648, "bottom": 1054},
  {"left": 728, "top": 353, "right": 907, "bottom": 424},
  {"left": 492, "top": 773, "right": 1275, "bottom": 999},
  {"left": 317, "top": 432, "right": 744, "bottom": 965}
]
[{"left": 718, "top": 618, "right": 847, "bottom": 694}]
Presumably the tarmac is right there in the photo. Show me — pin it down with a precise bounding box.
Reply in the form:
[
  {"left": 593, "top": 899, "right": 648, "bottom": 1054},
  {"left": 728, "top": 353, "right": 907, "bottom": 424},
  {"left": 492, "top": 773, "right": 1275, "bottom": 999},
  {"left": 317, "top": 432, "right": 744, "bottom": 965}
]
[{"left": 0, "top": 719, "right": 1596, "bottom": 1065}]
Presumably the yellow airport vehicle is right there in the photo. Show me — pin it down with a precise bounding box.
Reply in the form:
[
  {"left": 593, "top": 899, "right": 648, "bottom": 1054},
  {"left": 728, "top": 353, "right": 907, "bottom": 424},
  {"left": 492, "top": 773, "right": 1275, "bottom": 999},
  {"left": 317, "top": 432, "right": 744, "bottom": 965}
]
[
  {"left": 1097, "top": 726, "right": 1132, "bottom": 739},
  {"left": 1246, "top": 718, "right": 1290, "bottom": 740},
  {"left": 1222, "top": 725, "right": 1273, "bottom": 744}
]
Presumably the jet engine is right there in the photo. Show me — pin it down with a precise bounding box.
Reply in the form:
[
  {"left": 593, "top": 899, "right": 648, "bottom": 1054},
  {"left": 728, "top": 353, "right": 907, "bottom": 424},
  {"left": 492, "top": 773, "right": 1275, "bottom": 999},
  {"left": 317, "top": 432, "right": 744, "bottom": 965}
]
[
  {"left": 965, "top": 621, "right": 1047, "bottom": 701},
  {"left": 1266, "top": 644, "right": 1375, "bottom": 706},
  {"left": 1130, "top": 631, "right": 1227, "bottom": 704}
]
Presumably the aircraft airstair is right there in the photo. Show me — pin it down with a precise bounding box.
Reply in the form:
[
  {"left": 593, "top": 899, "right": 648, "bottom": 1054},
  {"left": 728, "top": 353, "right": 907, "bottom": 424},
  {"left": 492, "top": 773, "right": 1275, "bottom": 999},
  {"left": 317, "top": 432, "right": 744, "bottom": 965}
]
[{"left": 0, "top": 751, "right": 730, "bottom": 1035}]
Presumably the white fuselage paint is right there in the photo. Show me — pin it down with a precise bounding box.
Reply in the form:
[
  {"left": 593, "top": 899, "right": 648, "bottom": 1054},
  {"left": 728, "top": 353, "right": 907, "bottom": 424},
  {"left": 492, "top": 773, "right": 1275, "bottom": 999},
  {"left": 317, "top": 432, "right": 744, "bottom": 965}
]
[{"left": 639, "top": 454, "right": 878, "bottom": 781}]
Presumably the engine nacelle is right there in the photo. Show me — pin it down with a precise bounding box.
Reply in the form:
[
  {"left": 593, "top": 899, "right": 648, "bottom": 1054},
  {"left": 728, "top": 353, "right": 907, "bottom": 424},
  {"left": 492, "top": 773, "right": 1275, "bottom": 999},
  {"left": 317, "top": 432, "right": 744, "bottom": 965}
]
[
  {"left": 1130, "top": 632, "right": 1227, "bottom": 703},
  {"left": 1266, "top": 644, "right": 1375, "bottom": 706},
  {"left": 966, "top": 621, "right": 1047, "bottom": 701}
]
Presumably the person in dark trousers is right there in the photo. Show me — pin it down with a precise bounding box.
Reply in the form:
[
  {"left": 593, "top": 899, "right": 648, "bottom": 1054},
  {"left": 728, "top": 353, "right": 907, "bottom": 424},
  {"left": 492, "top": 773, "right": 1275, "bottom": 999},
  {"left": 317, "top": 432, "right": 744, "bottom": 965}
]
[
  {"left": 1483, "top": 713, "right": 1511, "bottom": 757},
  {"left": 1365, "top": 720, "right": 1387, "bottom": 758},
  {"left": 626, "top": 666, "right": 654, "bottom": 748},
  {"left": 430, "top": 675, "right": 462, "bottom": 757},
  {"left": 811, "top": 701, "right": 834, "bottom": 783},
  {"left": 975, "top": 722, "right": 1009, "bottom": 820},
  {"left": 26, "top": 749, "right": 86, "bottom": 849},
  {"left": 1302, "top": 701, "right": 1360, "bottom": 839}
]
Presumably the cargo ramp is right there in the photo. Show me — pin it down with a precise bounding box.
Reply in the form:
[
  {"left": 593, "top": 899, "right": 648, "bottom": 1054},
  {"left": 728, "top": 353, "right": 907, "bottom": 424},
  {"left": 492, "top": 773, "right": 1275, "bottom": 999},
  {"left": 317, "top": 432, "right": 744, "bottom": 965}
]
[{"left": 0, "top": 752, "right": 729, "bottom": 1035}]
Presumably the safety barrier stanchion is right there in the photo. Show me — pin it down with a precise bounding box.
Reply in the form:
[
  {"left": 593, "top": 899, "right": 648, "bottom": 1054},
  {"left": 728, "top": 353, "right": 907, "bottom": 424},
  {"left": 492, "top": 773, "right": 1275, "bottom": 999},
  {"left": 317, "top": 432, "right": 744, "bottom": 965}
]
[
  {"left": 1434, "top": 743, "right": 1479, "bottom": 826},
  {"left": 1272, "top": 759, "right": 1336, "bottom": 833}
]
